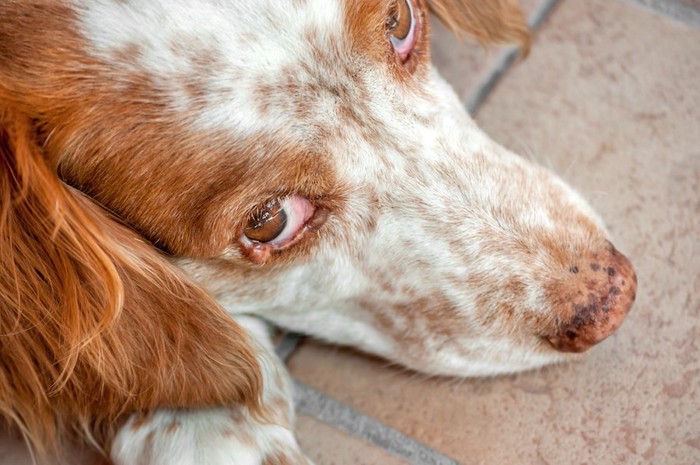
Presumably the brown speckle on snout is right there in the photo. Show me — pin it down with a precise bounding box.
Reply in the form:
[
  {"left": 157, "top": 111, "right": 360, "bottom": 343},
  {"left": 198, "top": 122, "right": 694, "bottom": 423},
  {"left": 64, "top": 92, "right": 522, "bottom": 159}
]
[{"left": 546, "top": 245, "right": 637, "bottom": 353}]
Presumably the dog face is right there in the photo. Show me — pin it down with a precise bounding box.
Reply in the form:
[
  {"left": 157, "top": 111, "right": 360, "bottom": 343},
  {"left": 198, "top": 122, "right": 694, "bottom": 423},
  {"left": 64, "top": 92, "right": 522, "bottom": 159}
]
[{"left": 2, "top": 0, "right": 636, "bottom": 377}]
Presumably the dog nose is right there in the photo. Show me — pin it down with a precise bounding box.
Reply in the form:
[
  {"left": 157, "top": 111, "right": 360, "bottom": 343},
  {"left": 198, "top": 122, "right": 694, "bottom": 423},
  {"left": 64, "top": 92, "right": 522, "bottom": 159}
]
[{"left": 546, "top": 246, "right": 637, "bottom": 353}]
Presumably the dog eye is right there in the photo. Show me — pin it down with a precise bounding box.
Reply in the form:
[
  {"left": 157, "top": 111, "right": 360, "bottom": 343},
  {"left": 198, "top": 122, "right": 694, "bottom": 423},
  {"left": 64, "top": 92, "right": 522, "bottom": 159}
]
[
  {"left": 244, "top": 196, "right": 315, "bottom": 247},
  {"left": 245, "top": 199, "right": 287, "bottom": 243},
  {"left": 386, "top": 0, "right": 417, "bottom": 62}
]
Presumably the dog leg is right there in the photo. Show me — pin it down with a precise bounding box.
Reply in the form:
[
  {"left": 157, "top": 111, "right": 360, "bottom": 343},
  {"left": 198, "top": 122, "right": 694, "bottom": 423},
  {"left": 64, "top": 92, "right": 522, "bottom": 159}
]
[{"left": 110, "top": 316, "right": 311, "bottom": 465}]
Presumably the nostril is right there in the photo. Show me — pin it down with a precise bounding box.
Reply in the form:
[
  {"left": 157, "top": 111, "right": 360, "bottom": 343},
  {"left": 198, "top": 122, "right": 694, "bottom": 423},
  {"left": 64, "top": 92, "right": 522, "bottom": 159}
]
[{"left": 546, "top": 247, "right": 637, "bottom": 353}]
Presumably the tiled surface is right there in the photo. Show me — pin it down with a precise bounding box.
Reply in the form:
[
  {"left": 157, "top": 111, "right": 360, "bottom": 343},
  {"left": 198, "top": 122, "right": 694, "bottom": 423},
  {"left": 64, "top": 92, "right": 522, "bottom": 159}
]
[
  {"left": 430, "top": 0, "right": 541, "bottom": 102},
  {"left": 0, "top": 429, "right": 104, "bottom": 465},
  {"left": 289, "top": 0, "right": 700, "bottom": 463},
  {"left": 297, "top": 415, "right": 408, "bottom": 465},
  {"left": 0, "top": 432, "right": 37, "bottom": 465},
  {"left": 629, "top": 0, "right": 700, "bottom": 27}
]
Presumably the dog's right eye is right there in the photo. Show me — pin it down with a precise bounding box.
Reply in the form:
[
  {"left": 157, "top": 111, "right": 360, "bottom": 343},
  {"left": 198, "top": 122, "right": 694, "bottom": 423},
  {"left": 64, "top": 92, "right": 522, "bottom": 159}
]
[
  {"left": 245, "top": 199, "right": 288, "bottom": 243},
  {"left": 243, "top": 196, "right": 316, "bottom": 247}
]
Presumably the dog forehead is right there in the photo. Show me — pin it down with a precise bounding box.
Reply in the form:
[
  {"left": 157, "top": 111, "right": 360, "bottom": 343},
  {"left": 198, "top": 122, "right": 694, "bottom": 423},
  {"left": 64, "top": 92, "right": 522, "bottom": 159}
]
[
  {"left": 78, "top": 0, "right": 353, "bottom": 134},
  {"left": 80, "top": 0, "right": 340, "bottom": 54}
]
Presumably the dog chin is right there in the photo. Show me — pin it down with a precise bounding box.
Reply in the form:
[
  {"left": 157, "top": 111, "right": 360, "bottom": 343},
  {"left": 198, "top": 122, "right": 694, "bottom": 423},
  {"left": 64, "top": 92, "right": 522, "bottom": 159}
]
[{"left": 397, "top": 341, "right": 576, "bottom": 378}]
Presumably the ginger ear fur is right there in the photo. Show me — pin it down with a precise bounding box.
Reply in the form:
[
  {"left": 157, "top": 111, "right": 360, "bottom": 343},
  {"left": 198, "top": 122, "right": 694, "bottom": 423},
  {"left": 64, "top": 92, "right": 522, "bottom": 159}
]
[
  {"left": 427, "top": 0, "right": 531, "bottom": 55},
  {"left": 0, "top": 103, "right": 262, "bottom": 459}
]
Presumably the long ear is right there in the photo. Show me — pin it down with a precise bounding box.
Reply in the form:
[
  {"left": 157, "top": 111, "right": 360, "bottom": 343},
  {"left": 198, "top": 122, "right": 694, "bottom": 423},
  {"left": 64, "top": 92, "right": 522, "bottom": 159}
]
[
  {"left": 0, "top": 103, "right": 262, "bottom": 458},
  {"left": 428, "top": 0, "right": 531, "bottom": 54}
]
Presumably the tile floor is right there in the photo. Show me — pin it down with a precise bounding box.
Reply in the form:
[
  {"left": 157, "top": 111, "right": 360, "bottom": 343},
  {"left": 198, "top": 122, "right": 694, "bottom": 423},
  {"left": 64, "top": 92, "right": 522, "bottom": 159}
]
[{"left": 2, "top": 0, "right": 699, "bottom": 463}]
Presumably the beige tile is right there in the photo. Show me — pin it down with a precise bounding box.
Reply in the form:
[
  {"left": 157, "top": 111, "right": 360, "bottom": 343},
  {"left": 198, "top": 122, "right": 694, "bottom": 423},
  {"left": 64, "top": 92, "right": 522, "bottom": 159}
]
[
  {"left": 630, "top": 0, "right": 700, "bottom": 28},
  {"left": 0, "top": 429, "right": 104, "bottom": 465},
  {"left": 429, "top": 16, "right": 492, "bottom": 102},
  {"left": 0, "top": 433, "right": 35, "bottom": 465},
  {"left": 430, "top": 0, "right": 541, "bottom": 102},
  {"left": 296, "top": 415, "right": 408, "bottom": 465},
  {"left": 290, "top": 0, "right": 700, "bottom": 464}
]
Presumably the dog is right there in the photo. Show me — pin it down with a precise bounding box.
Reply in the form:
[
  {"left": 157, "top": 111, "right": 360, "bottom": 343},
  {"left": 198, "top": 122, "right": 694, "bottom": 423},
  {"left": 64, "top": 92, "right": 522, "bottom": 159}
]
[{"left": 0, "top": 0, "right": 637, "bottom": 463}]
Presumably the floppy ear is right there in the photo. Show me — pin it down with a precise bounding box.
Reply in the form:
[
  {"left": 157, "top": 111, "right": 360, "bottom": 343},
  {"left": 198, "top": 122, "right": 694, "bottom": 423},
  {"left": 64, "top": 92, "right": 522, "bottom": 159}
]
[
  {"left": 427, "top": 0, "right": 531, "bottom": 54},
  {"left": 0, "top": 103, "right": 262, "bottom": 457}
]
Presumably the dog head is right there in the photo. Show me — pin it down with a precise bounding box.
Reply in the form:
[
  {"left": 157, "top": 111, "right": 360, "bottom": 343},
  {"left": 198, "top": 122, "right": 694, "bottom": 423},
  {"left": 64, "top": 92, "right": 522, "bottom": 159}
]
[{"left": 1, "top": 0, "right": 636, "bottom": 378}]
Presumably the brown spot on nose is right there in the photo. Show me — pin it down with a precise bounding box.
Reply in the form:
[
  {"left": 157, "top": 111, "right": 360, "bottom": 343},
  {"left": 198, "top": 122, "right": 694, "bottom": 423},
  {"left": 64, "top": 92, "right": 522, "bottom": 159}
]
[{"left": 546, "top": 246, "right": 637, "bottom": 353}]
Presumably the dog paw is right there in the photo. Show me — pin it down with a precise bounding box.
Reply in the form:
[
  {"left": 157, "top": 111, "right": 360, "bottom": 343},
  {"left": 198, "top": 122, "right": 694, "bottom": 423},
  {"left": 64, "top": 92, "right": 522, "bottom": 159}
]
[{"left": 111, "top": 407, "right": 312, "bottom": 465}]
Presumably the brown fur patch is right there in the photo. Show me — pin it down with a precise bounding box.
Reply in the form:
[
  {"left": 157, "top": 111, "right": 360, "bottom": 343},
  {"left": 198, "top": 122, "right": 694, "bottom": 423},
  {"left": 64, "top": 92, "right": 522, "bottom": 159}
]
[
  {"left": 1, "top": 4, "right": 267, "bottom": 458},
  {"left": 0, "top": 104, "right": 263, "bottom": 458},
  {"left": 0, "top": 2, "right": 342, "bottom": 263}
]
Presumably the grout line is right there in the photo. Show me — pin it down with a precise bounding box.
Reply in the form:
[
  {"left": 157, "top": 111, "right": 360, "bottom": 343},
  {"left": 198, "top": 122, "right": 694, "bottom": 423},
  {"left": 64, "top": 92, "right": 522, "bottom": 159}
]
[
  {"left": 465, "top": 0, "right": 562, "bottom": 114},
  {"left": 626, "top": 0, "right": 700, "bottom": 28},
  {"left": 294, "top": 380, "right": 462, "bottom": 465},
  {"left": 464, "top": 45, "right": 519, "bottom": 115},
  {"left": 277, "top": 336, "right": 460, "bottom": 463},
  {"left": 275, "top": 332, "right": 304, "bottom": 362},
  {"left": 527, "top": 0, "right": 562, "bottom": 30}
]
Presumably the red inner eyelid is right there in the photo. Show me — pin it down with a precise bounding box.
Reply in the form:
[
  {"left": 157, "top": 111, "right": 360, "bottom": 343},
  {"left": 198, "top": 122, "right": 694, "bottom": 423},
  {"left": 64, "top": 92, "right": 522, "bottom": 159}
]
[
  {"left": 240, "top": 195, "right": 316, "bottom": 250},
  {"left": 390, "top": 0, "right": 418, "bottom": 62},
  {"left": 266, "top": 195, "right": 315, "bottom": 246}
]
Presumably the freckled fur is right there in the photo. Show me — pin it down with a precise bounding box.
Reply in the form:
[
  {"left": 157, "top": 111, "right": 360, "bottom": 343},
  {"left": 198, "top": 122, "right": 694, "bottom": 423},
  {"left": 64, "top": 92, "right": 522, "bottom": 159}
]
[{"left": 1, "top": 0, "right": 636, "bottom": 463}]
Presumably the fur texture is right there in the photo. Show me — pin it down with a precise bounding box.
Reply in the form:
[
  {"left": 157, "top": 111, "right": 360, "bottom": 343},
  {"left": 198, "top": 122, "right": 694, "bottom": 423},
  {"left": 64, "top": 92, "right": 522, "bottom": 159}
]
[{"left": 0, "top": 0, "right": 636, "bottom": 463}]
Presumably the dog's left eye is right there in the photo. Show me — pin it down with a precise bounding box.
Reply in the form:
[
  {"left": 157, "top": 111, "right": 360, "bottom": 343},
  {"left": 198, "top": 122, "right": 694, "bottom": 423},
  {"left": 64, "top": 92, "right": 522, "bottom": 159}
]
[
  {"left": 386, "top": 0, "right": 417, "bottom": 62},
  {"left": 243, "top": 196, "right": 315, "bottom": 247}
]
